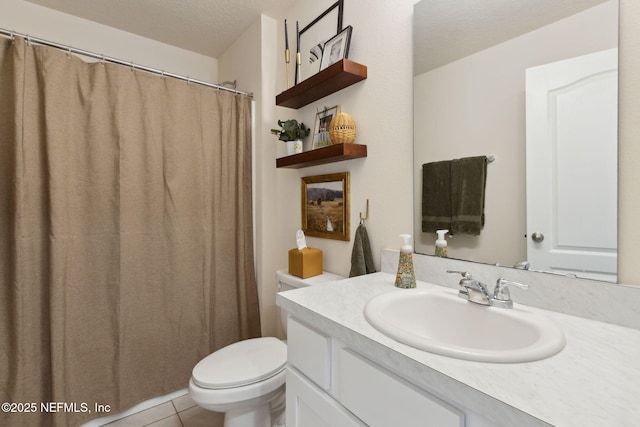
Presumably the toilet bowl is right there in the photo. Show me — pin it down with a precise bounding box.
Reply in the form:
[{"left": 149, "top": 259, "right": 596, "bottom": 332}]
[
  {"left": 189, "top": 270, "right": 344, "bottom": 427},
  {"left": 188, "top": 337, "right": 287, "bottom": 427}
]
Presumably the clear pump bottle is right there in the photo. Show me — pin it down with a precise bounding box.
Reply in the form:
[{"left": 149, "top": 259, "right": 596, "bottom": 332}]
[{"left": 435, "top": 229, "right": 448, "bottom": 257}]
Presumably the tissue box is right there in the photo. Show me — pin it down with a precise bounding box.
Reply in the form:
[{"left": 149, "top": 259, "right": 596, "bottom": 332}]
[{"left": 288, "top": 247, "right": 323, "bottom": 278}]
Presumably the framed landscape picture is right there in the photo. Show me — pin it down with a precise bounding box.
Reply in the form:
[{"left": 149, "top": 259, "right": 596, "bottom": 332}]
[{"left": 301, "top": 172, "right": 350, "bottom": 241}]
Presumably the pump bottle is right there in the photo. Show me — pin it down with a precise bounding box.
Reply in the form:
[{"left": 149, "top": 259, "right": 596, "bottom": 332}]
[
  {"left": 435, "top": 229, "right": 448, "bottom": 258},
  {"left": 395, "top": 234, "right": 416, "bottom": 288}
]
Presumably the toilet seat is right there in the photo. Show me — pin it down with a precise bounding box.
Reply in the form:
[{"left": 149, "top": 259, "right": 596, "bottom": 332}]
[{"left": 192, "top": 337, "right": 287, "bottom": 390}]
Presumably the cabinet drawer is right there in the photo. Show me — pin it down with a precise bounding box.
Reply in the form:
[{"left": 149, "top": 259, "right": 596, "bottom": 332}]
[
  {"left": 337, "top": 349, "right": 464, "bottom": 427},
  {"left": 287, "top": 317, "right": 331, "bottom": 390}
]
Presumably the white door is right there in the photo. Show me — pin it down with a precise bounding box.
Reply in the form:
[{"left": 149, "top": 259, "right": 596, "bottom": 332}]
[{"left": 525, "top": 49, "right": 617, "bottom": 282}]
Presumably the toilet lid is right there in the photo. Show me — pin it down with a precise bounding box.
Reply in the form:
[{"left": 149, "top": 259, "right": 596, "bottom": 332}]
[{"left": 192, "top": 337, "right": 287, "bottom": 389}]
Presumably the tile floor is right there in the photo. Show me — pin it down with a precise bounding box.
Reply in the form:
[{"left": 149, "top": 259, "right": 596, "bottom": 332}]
[{"left": 102, "top": 393, "right": 224, "bottom": 427}]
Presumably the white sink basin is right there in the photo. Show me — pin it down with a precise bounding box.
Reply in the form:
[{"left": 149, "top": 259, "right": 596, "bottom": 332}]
[{"left": 364, "top": 288, "right": 565, "bottom": 363}]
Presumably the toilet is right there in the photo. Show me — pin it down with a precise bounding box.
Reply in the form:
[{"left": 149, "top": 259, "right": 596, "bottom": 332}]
[{"left": 188, "top": 270, "right": 344, "bottom": 427}]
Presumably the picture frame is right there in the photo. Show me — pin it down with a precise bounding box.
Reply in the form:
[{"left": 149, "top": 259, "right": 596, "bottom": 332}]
[
  {"left": 301, "top": 172, "right": 350, "bottom": 241},
  {"left": 297, "top": 0, "right": 344, "bottom": 84},
  {"left": 312, "top": 105, "right": 341, "bottom": 149},
  {"left": 320, "top": 26, "right": 353, "bottom": 71}
]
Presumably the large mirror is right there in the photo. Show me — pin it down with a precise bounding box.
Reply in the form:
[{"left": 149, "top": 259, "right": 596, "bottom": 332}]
[{"left": 413, "top": 0, "right": 619, "bottom": 283}]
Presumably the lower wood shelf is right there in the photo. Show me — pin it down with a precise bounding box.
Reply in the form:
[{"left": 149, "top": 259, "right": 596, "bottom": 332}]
[{"left": 276, "top": 144, "right": 367, "bottom": 169}]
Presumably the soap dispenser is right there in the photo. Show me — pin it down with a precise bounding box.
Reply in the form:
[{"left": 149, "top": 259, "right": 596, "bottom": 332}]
[
  {"left": 435, "top": 229, "right": 448, "bottom": 258},
  {"left": 395, "top": 234, "right": 416, "bottom": 288}
]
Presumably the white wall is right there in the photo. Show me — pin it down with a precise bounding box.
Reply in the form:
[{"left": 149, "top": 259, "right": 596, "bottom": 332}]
[
  {"left": 413, "top": 1, "right": 617, "bottom": 265},
  {"left": 215, "top": 0, "right": 417, "bottom": 337},
  {"left": 253, "top": 0, "right": 415, "bottom": 336},
  {"left": 0, "top": 0, "right": 217, "bottom": 82},
  {"left": 274, "top": 0, "right": 414, "bottom": 270},
  {"left": 217, "top": 15, "right": 281, "bottom": 337}
]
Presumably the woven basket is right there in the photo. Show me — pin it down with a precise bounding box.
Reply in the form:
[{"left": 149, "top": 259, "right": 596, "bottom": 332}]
[{"left": 328, "top": 112, "right": 357, "bottom": 144}]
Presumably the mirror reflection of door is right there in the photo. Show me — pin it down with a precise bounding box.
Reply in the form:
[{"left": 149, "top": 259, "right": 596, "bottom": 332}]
[{"left": 525, "top": 48, "right": 618, "bottom": 282}]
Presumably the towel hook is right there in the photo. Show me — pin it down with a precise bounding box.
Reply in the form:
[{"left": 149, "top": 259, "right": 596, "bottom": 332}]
[{"left": 359, "top": 199, "right": 370, "bottom": 224}]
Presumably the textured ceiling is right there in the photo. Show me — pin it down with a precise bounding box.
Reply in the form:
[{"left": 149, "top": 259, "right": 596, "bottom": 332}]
[
  {"left": 26, "top": 0, "right": 611, "bottom": 67},
  {"left": 414, "top": 0, "right": 610, "bottom": 75},
  {"left": 25, "top": 0, "right": 296, "bottom": 58}
]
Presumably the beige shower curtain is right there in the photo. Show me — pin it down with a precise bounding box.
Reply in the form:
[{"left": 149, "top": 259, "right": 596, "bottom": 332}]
[{"left": 0, "top": 37, "right": 261, "bottom": 427}]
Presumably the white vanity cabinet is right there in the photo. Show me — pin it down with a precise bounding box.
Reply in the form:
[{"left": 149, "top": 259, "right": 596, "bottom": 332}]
[
  {"left": 277, "top": 270, "right": 640, "bottom": 426},
  {"left": 286, "top": 317, "right": 466, "bottom": 427}
]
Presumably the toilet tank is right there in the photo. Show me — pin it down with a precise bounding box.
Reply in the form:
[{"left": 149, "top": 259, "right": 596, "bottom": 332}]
[{"left": 276, "top": 269, "right": 344, "bottom": 335}]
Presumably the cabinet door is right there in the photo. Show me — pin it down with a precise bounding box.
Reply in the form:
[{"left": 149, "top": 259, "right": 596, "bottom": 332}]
[
  {"left": 287, "top": 317, "right": 331, "bottom": 390},
  {"left": 337, "top": 349, "right": 465, "bottom": 427},
  {"left": 287, "top": 368, "right": 366, "bottom": 427}
]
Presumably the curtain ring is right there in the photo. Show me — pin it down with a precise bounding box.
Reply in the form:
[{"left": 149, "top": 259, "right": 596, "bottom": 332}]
[
  {"left": 26, "top": 36, "right": 32, "bottom": 46},
  {"left": 10, "top": 30, "right": 15, "bottom": 44},
  {"left": 66, "top": 46, "right": 72, "bottom": 58},
  {"left": 101, "top": 54, "right": 106, "bottom": 64}
]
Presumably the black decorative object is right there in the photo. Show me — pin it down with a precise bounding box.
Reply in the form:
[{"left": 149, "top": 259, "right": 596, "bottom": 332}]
[{"left": 296, "top": 0, "right": 344, "bottom": 84}]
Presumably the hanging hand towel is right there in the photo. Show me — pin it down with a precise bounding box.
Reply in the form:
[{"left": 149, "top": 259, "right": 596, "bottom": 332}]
[
  {"left": 349, "top": 223, "right": 375, "bottom": 277},
  {"left": 450, "top": 156, "right": 487, "bottom": 235},
  {"left": 421, "top": 160, "right": 452, "bottom": 232}
]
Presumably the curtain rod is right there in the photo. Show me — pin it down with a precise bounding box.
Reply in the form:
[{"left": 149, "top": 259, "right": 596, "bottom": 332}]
[{"left": 0, "top": 28, "right": 253, "bottom": 98}]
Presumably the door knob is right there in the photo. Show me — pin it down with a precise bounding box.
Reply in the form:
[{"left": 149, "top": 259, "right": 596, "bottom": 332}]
[{"left": 531, "top": 232, "right": 544, "bottom": 243}]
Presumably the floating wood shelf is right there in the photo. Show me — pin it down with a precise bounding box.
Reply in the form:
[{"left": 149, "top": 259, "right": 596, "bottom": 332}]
[
  {"left": 276, "top": 144, "right": 367, "bottom": 169},
  {"left": 276, "top": 59, "right": 367, "bottom": 109}
]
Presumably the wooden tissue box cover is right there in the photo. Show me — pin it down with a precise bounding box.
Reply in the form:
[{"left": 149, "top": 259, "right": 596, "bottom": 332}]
[{"left": 288, "top": 248, "right": 323, "bottom": 278}]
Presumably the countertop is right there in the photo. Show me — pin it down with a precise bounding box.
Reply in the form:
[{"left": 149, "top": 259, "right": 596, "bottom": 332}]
[{"left": 276, "top": 272, "right": 640, "bottom": 427}]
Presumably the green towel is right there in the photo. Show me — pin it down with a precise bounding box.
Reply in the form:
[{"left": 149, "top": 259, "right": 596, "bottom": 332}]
[
  {"left": 422, "top": 160, "right": 452, "bottom": 232},
  {"left": 451, "top": 156, "right": 487, "bottom": 235},
  {"left": 349, "top": 223, "right": 375, "bottom": 277}
]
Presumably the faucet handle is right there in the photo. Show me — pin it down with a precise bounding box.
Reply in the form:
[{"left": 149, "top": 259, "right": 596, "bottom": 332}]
[
  {"left": 447, "top": 270, "right": 472, "bottom": 279},
  {"left": 492, "top": 278, "right": 528, "bottom": 308}
]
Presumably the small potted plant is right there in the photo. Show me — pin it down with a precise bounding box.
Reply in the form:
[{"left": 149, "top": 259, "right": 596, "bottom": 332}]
[{"left": 271, "top": 119, "right": 311, "bottom": 155}]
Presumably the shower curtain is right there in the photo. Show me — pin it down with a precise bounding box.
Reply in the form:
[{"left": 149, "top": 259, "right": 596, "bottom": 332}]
[{"left": 0, "top": 37, "right": 261, "bottom": 427}]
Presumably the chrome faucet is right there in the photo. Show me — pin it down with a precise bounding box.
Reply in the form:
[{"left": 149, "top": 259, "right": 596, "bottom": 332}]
[
  {"left": 447, "top": 271, "right": 528, "bottom": 309},
  {"left": 492, "top": 278, "right": 529, "bottom": 308},
  {"left": 446, "top": 270, "right": 492, "bottom": 305},
  {"left": 513, "top": 261, "right": 530, "bottom": 270}
]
